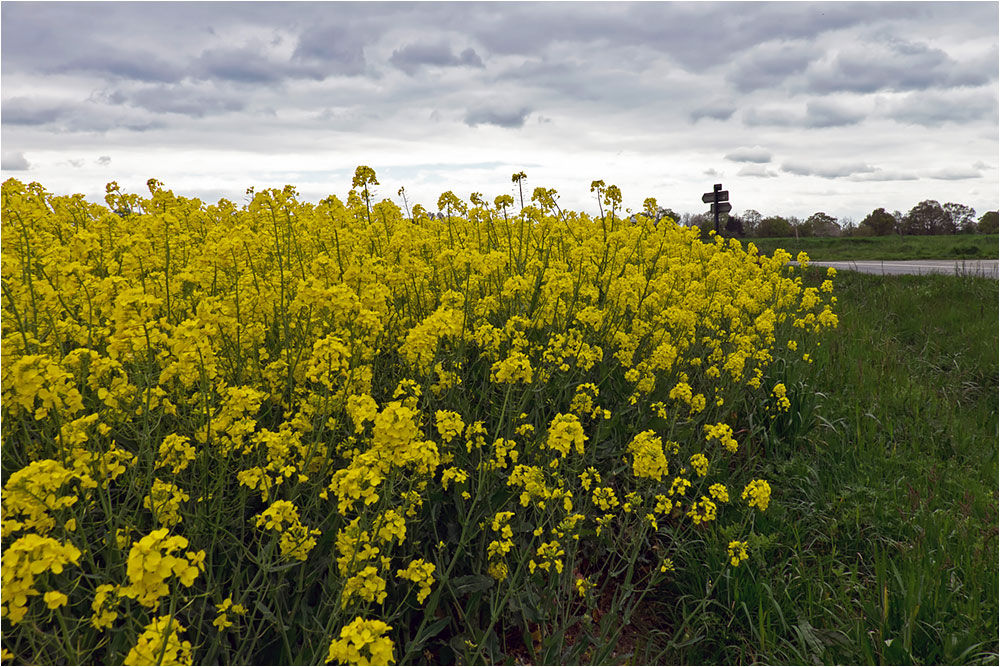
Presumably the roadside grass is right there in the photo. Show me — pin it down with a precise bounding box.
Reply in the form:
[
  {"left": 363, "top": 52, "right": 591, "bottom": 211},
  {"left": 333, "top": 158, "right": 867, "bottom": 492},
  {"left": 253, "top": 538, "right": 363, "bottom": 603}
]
[
  {"left": 748, "top": 234, "right": 999, "bottom": 261},
  {"left": 631, "top": 270, "right": 999, "bottom": 665}
]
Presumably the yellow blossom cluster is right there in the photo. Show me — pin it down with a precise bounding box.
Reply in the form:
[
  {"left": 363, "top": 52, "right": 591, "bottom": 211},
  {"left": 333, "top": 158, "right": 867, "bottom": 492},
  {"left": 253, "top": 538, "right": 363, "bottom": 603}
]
[
  {"left": 326, "top": 617, "right": 395, "bottom": 666},
  {"left": 123, "top": 615, "right": 193, "bottom": 666},
  {"left": 122, "top": 529, "right": 205, "bottom": 607}
]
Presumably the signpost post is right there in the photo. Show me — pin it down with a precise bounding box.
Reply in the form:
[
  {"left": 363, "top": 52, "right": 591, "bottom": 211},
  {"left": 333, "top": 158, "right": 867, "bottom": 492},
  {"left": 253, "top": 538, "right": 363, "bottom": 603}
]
[{"left": 702, "top": 184, "right": 730, "bottom": 234}]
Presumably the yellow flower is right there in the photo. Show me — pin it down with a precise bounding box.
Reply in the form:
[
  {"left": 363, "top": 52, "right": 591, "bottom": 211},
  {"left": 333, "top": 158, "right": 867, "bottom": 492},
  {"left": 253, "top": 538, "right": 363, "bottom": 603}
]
[
  {"left": 742, "top": 479, "right": 772, "bottom": 512},
  {"left": 124, "top": 615, "right": 192, "bottom": 666},
  {"left": 43, "top": 590, "right": 68, "bottom": 610},
  {"left": 326, "top": 617, "right": 395, "bottom": 665},
  {"left": 396, "top": 559, "right": 436, "bottom": 604},
  {"left": 627, "top": 431, "right": 669, "bottom": 481},
  {"left": 728, "top": 540, "right": 749, "bottom": 567}
]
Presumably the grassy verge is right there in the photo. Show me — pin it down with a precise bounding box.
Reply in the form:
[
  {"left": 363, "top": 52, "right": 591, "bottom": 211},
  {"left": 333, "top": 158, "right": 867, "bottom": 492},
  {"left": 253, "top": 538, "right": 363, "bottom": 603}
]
[
  {"left": 748, "top": 234, "right": 999, "bottom": 261},
  {"left": 633, "top": 270, "right": 999, "bottom": 665}
]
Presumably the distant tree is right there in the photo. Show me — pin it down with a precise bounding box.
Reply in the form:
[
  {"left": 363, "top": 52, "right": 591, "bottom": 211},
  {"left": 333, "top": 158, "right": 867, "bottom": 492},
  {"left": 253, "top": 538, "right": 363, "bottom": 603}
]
[
  {"left": 943, "top": 202, "right": 977, "bottom": 234},
  {"left": 757, "top": 215, "right": 794, "bottom": 237},
  {"left": 978, "top": 210, "right": 999, "bottom": 234},
  {"left": 687, "top": 212, "right": 713, "bottom": 237},
  {"left": 860, "top": 207, "right": 897, "bottom": 236},
  {"left": 724, "top": 212, "right": 744, "bottom": 236},
  {"left": 892, "top": 210, "right": 905, "bottom": 236},
  {"left": 659, "top": 208, "right": 680, "bottom": 224},
  {"left": 904, "top": 200, "right": 949, "bottom": 235},
  {"left": 787, "top": 215, "right": 804, "bottom": 239},
  {"left": 839, "top": 216, "right": 856, "bottom": 236},
  {"left": 805, "top": 212, "right": 840, "bottom": 237},
  {"left": 741, "top": 209, "right": 762, "bottom": 236}
]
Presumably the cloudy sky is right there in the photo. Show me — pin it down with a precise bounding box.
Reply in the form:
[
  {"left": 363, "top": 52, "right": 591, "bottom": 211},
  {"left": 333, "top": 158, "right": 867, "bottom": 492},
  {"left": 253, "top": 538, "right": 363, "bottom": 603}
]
[{"left": 2, "top": 1, "right": 997, "bottom": 222}]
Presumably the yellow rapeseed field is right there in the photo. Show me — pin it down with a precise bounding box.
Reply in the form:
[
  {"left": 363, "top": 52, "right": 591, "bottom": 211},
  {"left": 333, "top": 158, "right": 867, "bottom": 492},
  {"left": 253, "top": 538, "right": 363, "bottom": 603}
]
[{"left": 0, "top": 169, "right": 837, "bottom": 665}]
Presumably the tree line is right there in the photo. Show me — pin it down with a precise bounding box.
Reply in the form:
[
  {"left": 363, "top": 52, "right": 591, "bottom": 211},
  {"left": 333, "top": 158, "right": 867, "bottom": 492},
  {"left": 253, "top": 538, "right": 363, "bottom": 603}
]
[{"left": 673, "top": 201, "right": 999, "bottom": 239}]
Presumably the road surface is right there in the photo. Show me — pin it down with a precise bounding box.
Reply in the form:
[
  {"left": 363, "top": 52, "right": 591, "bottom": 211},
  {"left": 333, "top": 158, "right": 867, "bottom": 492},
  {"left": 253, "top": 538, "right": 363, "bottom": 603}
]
[{"left": 791, "top": 259, "right": 998, "bottom": 279}]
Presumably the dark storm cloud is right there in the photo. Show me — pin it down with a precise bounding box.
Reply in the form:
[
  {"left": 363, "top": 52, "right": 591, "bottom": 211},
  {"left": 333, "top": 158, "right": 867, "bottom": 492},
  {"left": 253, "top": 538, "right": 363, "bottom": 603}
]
[
  {"left": 464, "top": 107, "right": 531, "bottom": 129},
  {"left": 389, "top": 43, "right": 484, "bottom": 75},
  {"left": 1, "top": 151, "right": 30, "bottom": 170},
  {"left": 806, "top": 37, "right": 995, "bottom": 94},
  {"left": 725, "top": 147, "right": 772, "bottom": 164}
]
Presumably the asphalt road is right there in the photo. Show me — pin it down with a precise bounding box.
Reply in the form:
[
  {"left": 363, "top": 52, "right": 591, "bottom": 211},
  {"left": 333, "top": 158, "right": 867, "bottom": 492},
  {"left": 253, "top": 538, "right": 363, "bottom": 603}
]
[{"left": 792, "top": 259, "right": 999, "bottom": 279}]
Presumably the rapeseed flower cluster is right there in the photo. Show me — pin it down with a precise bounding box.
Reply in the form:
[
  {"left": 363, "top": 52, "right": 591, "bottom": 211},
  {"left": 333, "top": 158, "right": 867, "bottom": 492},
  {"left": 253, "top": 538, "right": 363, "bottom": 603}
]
[
  {"left": 1, "top": 172, "right": 835, "bottom": 664},
  {"left": 326, "top": 618, "right": 395, "bottom": 665},
  {"left": 123, "top": 615, "right": 192, "bottom": 666},
  {"left": 122, "top": 529, "right": 204, "bottom": 607}
]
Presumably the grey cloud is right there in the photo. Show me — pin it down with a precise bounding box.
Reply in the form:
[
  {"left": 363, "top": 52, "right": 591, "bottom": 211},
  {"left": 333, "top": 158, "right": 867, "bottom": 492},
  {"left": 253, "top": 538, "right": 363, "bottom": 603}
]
[
  {"left": 464, "top": 107, "right": 531, "bottom": 129},
  {"left": 52, "top": 49, "right": 183, "bottom": 83},
  {"left": 111, "top": 85, "right": 247, "bottom": 118},
  {"left": 195, "top": 46, "right": 325, "bottom": 84},
  {"left": 97, "top": 156, "right": 111, "bottom": 166},
  {"left": 781, "top": 161, "right": 876, "bottom": 178},
  {"left": 727, "top": 41, "right": 817, "bottom": 93},
  {"left": 464, "top": 2, "right": 921, "bottom": 73},
  {"left": 691, "top": 103, "right": 735, "bottom": 122},
  {"left": 807, "top": 37, "right": 994, "bottom": 94},
  {"left": 725, "top": 147, "right": 772, "bottom": 163},
  {"left": 887, "top": 90, "right": 998, "bottom": 127},
  {"left": 292, "top": 24, "right": 367, "bottom": 76},
  {"left": 743, "top": 101, "right": 864, "bottom": 128},
  {"left": 804, "top": 100, "right": 865, "bottom": 128},
  {"left": 1, "top": 151, "right": 30, "bottom": 170},
  {"left": 389, "top": 43, "right": 484, "bottom": 75},
  {"left": 2, "top": 97, "right": 69, "bottom": 125},
  {"left": 743, "top": 107, "right": 799, "bottom": 127}
]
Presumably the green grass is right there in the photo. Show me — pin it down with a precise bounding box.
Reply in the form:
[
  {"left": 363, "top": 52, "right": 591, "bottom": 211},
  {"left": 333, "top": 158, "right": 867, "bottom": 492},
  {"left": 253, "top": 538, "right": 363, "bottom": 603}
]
[
  {"left": 630, "top": 270, "right": 999, "bottom": 665},
  {"left": 748, "top": 234, "right": 999, "bottom": 261}
]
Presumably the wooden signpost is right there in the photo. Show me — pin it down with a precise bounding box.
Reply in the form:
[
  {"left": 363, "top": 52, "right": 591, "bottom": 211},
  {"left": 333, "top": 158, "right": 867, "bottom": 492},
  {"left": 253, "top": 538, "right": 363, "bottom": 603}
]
[{"left": 702, "top": 184, "right": 730, "bottom": 234}]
